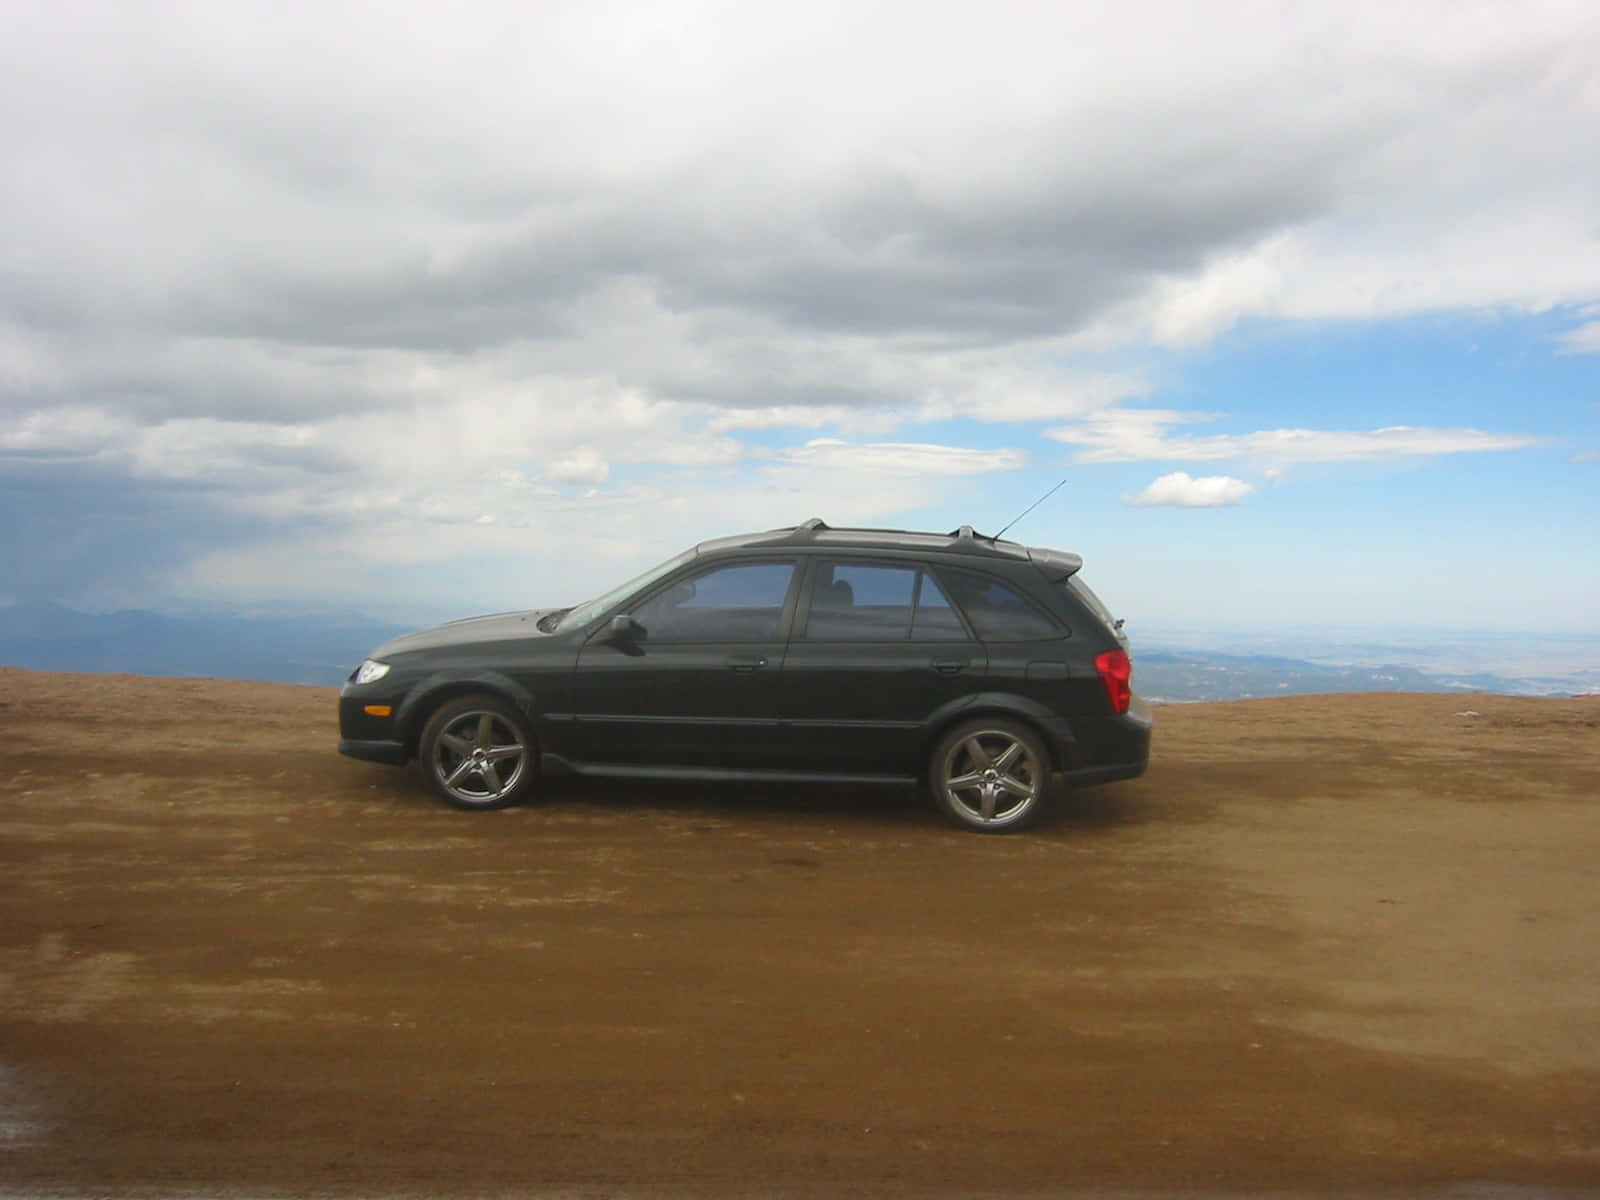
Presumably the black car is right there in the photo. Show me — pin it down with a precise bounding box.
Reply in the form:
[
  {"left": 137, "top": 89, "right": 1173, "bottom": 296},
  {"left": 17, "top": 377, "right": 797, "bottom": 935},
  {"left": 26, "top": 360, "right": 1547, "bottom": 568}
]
[{"left": 338, "top": 519, "right": 1151, "bottom": 832}]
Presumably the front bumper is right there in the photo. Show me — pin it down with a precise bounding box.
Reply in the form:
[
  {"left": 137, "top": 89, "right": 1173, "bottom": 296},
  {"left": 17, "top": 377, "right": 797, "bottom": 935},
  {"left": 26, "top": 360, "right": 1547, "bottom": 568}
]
[
  {"left": 338, "top": 737, "right": 409, "bottom": 765},
  {"left": 338, "top": 684, "right": 410, "bottom": 765}
]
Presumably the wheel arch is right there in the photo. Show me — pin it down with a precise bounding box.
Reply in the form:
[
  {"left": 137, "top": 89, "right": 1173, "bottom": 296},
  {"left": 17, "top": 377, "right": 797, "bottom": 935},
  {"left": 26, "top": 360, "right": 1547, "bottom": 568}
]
[
  {"left": 922, "top": 693, "right": 1076, "bottom": 776},
  {"left": 394, "top": 671, "right": 539, "bottom": 755}
]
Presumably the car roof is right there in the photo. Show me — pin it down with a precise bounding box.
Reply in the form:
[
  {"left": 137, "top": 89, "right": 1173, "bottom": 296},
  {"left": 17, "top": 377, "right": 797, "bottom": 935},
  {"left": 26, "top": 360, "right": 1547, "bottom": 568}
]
[{"left": 695, "top": 518, "right": 1084, "bottom": 578}]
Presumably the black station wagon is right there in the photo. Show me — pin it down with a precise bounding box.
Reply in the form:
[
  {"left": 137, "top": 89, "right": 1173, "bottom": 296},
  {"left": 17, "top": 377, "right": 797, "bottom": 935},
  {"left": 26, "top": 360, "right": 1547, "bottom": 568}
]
[{"left": 338, "top": 520, "right": 1151, "bottom": 832}]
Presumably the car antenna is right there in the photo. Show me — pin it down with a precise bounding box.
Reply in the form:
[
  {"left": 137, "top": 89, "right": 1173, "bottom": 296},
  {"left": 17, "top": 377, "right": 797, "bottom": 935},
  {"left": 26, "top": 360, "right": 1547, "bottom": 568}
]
[{"left": 993, "top": 476, "right": 1069, "bottom": 540}]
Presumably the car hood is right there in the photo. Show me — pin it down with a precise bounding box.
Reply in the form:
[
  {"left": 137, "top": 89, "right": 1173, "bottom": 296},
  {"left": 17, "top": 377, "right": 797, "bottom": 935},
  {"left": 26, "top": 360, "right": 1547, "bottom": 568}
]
[{"left": 372, "top": 609, "right": 562, "bottom": 657}]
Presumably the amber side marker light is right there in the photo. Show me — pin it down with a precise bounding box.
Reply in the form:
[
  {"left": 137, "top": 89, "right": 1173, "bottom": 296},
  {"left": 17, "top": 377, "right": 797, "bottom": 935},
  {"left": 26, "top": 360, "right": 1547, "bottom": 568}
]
[{"left": 363, "top": 705, "right": 393, "bottom": 717}]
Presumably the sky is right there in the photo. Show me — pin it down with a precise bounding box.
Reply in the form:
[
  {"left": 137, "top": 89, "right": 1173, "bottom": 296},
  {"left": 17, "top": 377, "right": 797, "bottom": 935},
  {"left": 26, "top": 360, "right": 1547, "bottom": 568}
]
[{"left": 2, "top": 0, "right": 1597, "bottom": 636}]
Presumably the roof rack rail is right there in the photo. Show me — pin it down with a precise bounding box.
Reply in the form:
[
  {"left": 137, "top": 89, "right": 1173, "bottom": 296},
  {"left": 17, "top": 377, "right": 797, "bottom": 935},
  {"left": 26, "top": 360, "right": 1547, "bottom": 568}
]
[
  {"left": 947, "top": 524, "right": 978, "bottom": 541},
  {"left": 789, "top": 517, "right": 829, "bottom": 539}
]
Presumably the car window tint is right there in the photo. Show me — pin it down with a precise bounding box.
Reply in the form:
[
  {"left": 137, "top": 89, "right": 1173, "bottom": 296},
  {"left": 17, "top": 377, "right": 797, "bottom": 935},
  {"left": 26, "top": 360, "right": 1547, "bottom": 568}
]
[
  {"left": 910, "top": 572, "right": 969, "bottom": 641},
  {"left": 941, "top": 570, "right": 1061, "bottom": 641},
  {"left": 804, "top": 563, "right": 916, "bottom": 640},
  {"left": 633, "top": 562, "right": 794, "bottom": 642}
]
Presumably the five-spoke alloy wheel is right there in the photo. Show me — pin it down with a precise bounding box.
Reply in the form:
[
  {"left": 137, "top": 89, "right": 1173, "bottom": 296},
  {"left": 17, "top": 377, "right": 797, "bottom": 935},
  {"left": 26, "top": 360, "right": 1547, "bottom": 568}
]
[
  {"left": 930, "top": 718, "right": 1051, "bottom": 833},
  {"left": 419, "top": 694, "right": 535, "bottom": 810}
]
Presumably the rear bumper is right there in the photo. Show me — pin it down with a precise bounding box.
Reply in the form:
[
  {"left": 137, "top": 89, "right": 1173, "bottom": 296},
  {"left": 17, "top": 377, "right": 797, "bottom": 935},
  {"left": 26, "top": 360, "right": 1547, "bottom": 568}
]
[
  {"left": 1062, "top": 759, "right": 1146, "bottom": 787},
  {"left": 1061, "top": 693, "right": 1152, "bottom": 787},
  {"left": 338, "top": 738, "right": 409, "bottom": 765}
]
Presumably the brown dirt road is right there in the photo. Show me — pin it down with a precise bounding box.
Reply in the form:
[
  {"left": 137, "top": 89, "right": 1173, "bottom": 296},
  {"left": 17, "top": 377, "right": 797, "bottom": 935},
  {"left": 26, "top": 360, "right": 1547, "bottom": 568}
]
[{"left": 2, "top": 665, "right": 1598, "bottom": 1197}]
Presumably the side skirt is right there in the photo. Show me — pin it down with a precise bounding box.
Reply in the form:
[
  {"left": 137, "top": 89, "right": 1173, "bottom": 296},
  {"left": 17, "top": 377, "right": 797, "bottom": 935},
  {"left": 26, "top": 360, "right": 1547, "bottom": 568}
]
[{"left": 538, "top": 752, "right": 915, "bottom": 788}]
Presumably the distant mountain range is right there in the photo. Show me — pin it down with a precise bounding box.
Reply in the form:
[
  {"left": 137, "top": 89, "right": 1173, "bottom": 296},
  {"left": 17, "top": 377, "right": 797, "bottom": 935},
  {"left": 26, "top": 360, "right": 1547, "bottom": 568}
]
[
  {"left": 0, "top": 602, "right": 1594, "bottom": 700},
  {"left": 0, "top": 602, "right": 411, "bottom": 688},
  {"left": 1133, "top": 649, "right": 1589, "bottom": 703}
]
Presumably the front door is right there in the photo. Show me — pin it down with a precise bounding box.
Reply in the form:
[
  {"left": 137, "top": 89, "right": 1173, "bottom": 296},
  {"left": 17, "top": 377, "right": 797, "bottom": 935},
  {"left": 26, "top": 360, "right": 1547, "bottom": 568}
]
[{"left": 570, "top": 559, "right": 799, "bottom": 768}]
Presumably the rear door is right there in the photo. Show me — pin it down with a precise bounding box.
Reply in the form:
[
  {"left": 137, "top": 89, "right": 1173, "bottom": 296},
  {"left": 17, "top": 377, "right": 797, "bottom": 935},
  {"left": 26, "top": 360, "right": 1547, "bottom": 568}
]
[
  {"left": 777, "top": 559, "right": 986, "bottom": 775},
  {"left": 937, "top": 567, "right": 1102, "bottom": 722}
]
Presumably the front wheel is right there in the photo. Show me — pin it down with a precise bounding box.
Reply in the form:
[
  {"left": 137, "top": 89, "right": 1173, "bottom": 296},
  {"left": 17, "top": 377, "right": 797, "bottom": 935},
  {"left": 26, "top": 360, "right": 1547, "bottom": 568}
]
[
  {"left": 929, "top": 718, "right": 1051, "bottom": 833},
  {"left": 418, "top": 694, "right": 536, "bottom": 811}
]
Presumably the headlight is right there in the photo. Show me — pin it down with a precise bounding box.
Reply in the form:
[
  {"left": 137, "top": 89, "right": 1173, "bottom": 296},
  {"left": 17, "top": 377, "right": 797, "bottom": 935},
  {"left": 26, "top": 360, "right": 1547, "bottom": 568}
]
[{"left": 353, "top": 659, "right": 391, "bottom": 685}]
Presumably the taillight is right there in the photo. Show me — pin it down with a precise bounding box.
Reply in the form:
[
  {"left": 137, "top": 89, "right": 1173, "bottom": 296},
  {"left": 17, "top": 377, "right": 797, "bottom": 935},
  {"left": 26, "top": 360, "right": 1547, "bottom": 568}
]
[{"left": 1094, "top": 649, "right": 1132, "bottom": 714}]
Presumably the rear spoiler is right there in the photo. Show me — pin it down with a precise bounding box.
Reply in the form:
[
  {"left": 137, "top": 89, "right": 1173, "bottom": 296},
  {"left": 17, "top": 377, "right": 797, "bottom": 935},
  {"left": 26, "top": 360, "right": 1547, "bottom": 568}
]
[{"left": 1027, "top": 547, "right": 1083, "bottom": 581}]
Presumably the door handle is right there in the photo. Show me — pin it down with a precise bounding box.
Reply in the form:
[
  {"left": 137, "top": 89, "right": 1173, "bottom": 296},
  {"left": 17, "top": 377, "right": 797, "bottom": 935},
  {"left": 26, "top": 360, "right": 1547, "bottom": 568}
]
[
  {"left": 931, "top": 658, "right": 969, "bottom": 674},
  {"left": 726, "top": 656, "right": 768, "bottom": 671}
]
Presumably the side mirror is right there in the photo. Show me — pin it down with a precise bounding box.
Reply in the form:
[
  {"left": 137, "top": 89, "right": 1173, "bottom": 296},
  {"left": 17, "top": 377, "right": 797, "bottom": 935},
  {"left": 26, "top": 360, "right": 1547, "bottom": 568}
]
[{"left": 606, "top": 614, "right": 645, "bottom": 642}]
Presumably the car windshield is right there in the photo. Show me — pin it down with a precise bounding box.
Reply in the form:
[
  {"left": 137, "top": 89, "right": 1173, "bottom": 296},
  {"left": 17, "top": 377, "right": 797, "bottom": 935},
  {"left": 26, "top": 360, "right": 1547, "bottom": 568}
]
[{"left": 553, "top": 547, "right": 697, "bottom": 634}]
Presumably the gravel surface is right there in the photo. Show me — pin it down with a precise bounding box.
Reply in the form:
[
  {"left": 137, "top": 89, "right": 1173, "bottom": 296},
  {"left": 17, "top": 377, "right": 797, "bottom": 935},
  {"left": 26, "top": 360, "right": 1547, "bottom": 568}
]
[{"left": 2, "top": 667, "right": 1597, "bottom": 1197}]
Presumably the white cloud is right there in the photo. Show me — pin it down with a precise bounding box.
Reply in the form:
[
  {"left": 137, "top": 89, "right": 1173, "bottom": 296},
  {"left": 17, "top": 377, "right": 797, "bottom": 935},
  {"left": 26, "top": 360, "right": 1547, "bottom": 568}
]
[
  {"left": 1124, "top": 471, "right": 1254, "bottom": 508},
  {"left": 777, "top": 438, "right": 1026, "bottom": 476},
  {"left": 706, "top": 405, "right": 906, "bottom": 435},
  {"left": 0, "top": 406, "right": 132, "bottom": 458},
  {"left": 0, "top": 0, "right": 1594, "bottom": 612},
  {"left": 1050, "top": 409, "right": 1538, "bottom": 464},
  {"left": 1556, "top": 321, "right": 1600, "bottom": 355},
  {"left": 8, "top": 2, "right": 1599, "bottom": 373},
  {"left": 703, "top": 371, "right": 1150, "bottom": 434},
  {"left": 915, "top": 371, "right": 1152, "bottom": 424},
  {"left": 543, "top": 447, "right": 610, "bottom": 485},
  {"left": 1139, "top": 235, "right": 1304, "bottom": 347}
]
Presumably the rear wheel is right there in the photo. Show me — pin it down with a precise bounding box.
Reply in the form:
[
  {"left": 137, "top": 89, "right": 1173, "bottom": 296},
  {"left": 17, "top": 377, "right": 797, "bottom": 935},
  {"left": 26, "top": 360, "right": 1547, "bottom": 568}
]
[
  {"left": 418, "top": 694, "right": 535, "bottom": 811},
  {"left": 929, "top": 718, "right": 1050, "bottom": 833}
]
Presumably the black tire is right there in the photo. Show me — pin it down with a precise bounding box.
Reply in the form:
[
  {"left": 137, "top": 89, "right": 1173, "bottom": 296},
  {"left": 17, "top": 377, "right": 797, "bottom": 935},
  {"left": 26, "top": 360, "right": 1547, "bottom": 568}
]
[
  {"left": 418, "top": 693, "right": 536, "bottom": 811},
  {"left": 929, "top": 717, "right": 1051, "bottom": 833}
]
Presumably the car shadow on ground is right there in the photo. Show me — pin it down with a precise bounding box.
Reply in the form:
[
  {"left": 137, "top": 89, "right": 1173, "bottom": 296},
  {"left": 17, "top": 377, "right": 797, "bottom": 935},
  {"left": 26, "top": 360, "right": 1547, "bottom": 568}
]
[
  {"left": 545, "top": 776, "right": 934, "bottom": 828},
  {"left": 350, "top": 757, "right": 1167, "bottom": 836},
  {"left": 1047, "top": 778, "right": 1176, "bottom": 832}
]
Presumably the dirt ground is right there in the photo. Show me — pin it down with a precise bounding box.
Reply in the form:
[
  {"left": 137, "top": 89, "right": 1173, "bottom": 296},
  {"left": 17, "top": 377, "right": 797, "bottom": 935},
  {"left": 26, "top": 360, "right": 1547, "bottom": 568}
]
[{"left": 1, "top": 665, "right": 1598, "bottom": 1198}]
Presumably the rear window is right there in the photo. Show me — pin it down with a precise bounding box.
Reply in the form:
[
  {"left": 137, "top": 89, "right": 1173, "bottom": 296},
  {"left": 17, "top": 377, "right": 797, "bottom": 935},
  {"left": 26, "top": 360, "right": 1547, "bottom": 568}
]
[{"left": 941, "top": 570, "right": 1061, "bottom": 641}]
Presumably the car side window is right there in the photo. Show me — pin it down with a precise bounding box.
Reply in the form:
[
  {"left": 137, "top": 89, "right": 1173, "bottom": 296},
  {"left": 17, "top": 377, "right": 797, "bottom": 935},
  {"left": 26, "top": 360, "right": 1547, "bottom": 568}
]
[
  {"left": 803, "top": 562, "right": 970, "bottom": 642},
  {"left": 631, "top": 561, "right": 795, "bottom": 643},
  {"left": 805, "top": 563, "right": 916, "bottom": 640},
  {"left": 940, "top": 570, "right": 1061, "bottom": 641},
  {"left": 910, "top": 572, "right": 969, "bottom": 640}
]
